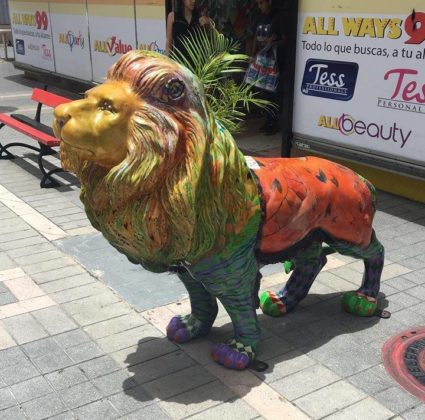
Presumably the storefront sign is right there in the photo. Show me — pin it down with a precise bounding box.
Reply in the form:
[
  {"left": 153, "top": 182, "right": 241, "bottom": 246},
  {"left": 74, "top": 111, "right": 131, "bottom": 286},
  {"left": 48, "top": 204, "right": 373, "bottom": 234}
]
[
  {"left": 50, "top": 0, "right": 92, "bottom": 80},
  {"left": 87, "top": 0, "right": 136, "bottom": 82},
  {"left": 9, "top": 0, "right": 55, "bottom": 71},
  {"left": 135, "top": 0, "right": 166, "bottom": 55},
  {"left": 294, "top": 0, "right": 425, "bottom": 167}
]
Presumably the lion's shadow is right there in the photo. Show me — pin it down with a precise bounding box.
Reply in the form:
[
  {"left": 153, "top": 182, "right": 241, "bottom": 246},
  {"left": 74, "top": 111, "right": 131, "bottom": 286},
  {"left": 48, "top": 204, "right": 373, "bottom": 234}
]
[{"left": 122, "top": 291, "right": 390, "bottom": 406}]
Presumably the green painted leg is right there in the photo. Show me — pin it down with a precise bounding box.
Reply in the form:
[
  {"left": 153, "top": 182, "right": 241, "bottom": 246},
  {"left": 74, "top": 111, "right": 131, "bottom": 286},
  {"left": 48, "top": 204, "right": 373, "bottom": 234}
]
[
  {"left": 329, "top": 231, "right": 384, "bottom": 317},
  {"left": 166, "top": 269, "right": 218, "bottom": 343}
]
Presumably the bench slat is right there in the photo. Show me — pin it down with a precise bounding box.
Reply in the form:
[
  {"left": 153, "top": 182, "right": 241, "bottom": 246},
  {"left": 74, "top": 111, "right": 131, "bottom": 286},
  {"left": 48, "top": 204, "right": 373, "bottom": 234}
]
[
  {"left": 31, "top": 88, "right": 72, "bottom": 108},
  {"left": 10, "top": 114, "right": 54, "bottom": 137},
  {"left": 0, "top": 113, "right": 59, "bottom": 147}
]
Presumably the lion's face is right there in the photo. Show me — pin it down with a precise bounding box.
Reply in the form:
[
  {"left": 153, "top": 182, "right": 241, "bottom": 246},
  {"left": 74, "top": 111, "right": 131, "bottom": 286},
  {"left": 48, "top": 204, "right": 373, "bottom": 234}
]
[{"left": 53, "top": 81, "right": 140, "bottom": 168}]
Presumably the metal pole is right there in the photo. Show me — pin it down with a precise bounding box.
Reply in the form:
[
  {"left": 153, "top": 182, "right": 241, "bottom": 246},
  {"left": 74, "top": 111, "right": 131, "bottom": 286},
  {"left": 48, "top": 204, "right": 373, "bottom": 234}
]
[{"left": 280, "top": 0, "right": 299, "bottom": 157}]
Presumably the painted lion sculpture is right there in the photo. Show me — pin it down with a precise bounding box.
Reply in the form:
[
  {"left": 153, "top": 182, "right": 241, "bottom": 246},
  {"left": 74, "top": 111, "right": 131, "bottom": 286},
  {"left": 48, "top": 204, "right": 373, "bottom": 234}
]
[{"left": 53, "top": 51, "right": 384, "bottom": 370}]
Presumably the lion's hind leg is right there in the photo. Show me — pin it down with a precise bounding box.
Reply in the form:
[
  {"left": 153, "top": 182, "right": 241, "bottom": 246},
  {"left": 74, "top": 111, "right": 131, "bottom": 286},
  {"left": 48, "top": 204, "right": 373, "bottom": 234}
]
[
  {"left": 260, "top": 241, "right": 327, "bottom": 317},
  {"left": 166, "top": 268, "right": 218, "bottom": 343},
  {"left": 328, "top": 230, "right": 385, "bottom": 316}
]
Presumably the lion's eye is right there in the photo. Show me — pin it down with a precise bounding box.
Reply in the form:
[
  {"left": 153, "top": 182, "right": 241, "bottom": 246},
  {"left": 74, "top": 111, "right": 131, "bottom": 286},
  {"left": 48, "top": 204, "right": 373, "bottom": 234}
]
[
  {"left": 99, "top": 100, "right": 116, "bottom": 113},
  {"left": 161, "top": 78, "right": 185, "bottom": 102}
]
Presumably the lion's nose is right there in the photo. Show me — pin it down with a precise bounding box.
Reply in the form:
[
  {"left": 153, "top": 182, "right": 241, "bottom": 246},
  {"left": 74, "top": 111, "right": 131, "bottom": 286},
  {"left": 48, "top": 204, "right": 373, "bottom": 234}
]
[{"left": 54, "top": 104, "right": 71, "bottom": 130}]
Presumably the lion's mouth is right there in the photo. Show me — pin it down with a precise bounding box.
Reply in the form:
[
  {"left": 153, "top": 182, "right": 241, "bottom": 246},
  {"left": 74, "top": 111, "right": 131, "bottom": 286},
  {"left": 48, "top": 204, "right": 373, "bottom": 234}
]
[{"left": 61, "top": 139, "right": 95, "bottom": 157}]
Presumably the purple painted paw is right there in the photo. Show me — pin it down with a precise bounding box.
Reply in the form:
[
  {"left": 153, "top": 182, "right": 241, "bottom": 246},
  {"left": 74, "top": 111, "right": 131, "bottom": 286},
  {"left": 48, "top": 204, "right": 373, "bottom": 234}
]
[
  {"left": 166, "top": 316, "right": 191, "bottom": 343},
  {"left": 211, "top": 343, "right": 251, "bottom": 370}
]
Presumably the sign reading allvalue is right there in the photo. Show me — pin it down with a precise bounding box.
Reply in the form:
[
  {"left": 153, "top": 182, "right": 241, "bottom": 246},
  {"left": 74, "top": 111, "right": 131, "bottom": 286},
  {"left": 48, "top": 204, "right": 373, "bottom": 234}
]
[{"left": 293, "top": 0, "right": 425, "bottom": 167}]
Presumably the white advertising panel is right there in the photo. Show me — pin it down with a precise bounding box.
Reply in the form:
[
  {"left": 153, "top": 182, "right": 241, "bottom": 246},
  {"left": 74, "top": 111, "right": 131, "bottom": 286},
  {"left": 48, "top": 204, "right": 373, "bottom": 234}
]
[
  {"left": 50, "top": 1, "right": 91, "bottom": 81},
  {"left": 9, "top": 0, "right": 55, "bottom": 71},
  {"left": 87, "top": 0, "right": 136, "bottom": 82},
  {"left": 294, "top": 0, "right": 425, "bottom": 167},
  {"left": 136, "top": 0, "right": 166, "bottom": 54}
]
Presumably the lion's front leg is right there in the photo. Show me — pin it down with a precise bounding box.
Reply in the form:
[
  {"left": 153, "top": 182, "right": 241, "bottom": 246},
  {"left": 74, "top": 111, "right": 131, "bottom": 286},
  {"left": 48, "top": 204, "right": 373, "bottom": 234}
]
[
  {"left": 166, "top": 268, "right": 218, "bottom": 343},
  {"left": 193, "top": 254, "right": 261, "bottom": 370}
]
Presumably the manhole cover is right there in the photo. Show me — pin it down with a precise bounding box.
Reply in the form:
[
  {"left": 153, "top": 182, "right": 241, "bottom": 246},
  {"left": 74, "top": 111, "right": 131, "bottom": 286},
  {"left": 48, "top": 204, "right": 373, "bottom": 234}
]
[{"left": 382, "top": 327, "right": 425, "bottom": 401}]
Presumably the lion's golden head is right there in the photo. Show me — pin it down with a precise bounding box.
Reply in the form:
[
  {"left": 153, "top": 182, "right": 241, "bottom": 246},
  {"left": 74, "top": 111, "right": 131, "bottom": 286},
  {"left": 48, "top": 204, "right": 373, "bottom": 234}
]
[
  {"left": 54, "top": 50, "right": 211, "bottom": 202},
  {"left": 53, "top": 50, "right": 259, "bottom": 266}
]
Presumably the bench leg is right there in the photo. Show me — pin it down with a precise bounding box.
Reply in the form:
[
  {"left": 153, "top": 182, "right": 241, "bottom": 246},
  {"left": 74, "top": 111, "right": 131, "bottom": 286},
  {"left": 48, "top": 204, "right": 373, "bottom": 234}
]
[
  {"left": 0, "top": 142, "right": 40, "bottom": 159},
  {"left": 38, "top": 146, "right": 62, "bottom": 188}
]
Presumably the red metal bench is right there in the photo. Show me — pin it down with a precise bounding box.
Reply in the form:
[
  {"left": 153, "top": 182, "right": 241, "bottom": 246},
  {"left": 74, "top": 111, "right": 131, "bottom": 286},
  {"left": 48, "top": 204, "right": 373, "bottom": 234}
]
[{"left": 0, "top": 88, "right": 72, "bottom": 188}]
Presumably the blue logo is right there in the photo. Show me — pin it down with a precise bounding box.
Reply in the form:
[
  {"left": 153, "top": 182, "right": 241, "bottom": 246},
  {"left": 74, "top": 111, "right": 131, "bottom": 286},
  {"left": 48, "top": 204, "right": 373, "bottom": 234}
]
[
  {"left": 16, "top": 39, "right": 25, "bottom": 55},
  {"left": 301, "top": 59, "right": 359, "bottom": 101}
]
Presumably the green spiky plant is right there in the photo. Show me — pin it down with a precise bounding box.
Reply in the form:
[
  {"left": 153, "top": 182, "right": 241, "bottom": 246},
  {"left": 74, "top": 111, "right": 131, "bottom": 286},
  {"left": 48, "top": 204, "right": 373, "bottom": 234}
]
[{"left": 170, "top": 26, "right": 271, "bottom": 133}]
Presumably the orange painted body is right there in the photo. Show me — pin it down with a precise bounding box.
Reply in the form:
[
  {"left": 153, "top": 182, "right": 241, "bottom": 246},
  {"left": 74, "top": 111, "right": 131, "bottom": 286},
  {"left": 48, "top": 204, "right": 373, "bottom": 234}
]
[{"left": 252, "top": 156, "right": 375, "bottom": 254}]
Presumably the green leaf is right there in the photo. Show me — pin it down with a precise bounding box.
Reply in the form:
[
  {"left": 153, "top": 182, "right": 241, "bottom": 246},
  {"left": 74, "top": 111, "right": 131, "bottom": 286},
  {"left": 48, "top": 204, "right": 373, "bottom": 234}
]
[{"left": 170, "top": 27, "right": 272, "bottom": 134}]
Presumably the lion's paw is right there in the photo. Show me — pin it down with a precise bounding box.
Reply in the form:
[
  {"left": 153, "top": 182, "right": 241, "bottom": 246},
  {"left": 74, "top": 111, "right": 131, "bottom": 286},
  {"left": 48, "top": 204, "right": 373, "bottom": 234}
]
[
  {"left": 259, "top": 291, "right": 287, "bottom": 317},
  {"left": 211, "top": 340, "right": 255, "bottom": 370},
  {"left": 166, "top": 315, "right": 208, "bottom": 343},
  {"left": 342, "top": 291, "right": 377, "bottom": 317}
]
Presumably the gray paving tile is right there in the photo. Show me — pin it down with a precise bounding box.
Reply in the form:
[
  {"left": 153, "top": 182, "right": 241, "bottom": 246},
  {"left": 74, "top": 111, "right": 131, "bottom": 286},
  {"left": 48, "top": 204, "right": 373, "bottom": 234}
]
[
  {"left": 254, "top": 350, "right": 317, "bottom": 383},
  {"left": 41, "top": 412, "right": 75, "bottom": 420},
  {"left": 110, "top": 338, "right": 178, "bottom": 368},
  {"left": 41, "top": 274, "right": 96, "bottom": 294},
  {"left": 159, "top": 380, "right": 237, "bottom": 420},
  {"left": 6, "top": 243, "right": 57, "bottom": 259},
  {"left": 2, "top": 314, "right": 48, "bottom": 345},
  {"left": 0, "top": 358, "right": 39, "bottom": 385},
  {"left": 108, "top": 387, "right": 153, "bottom": 415},
  {"left": 401, "top": 404, "right": 425, "bottom": 420},
  {"left": 32, "top": 348, "right": 74, "bottom": 374},
  {"left": 130, "top": 351, "right": 196, "bottom": 385},
  {"left": 0, "top": 292, "right": 17, "bottom": 306},
  {"left": 0, "top": 346, "right": 28, "bottom": 369},
  {"left": 271, "top": 364, "right": 341, "bottom": 401},
  {"left": 0, "top": 253, "right": 16, "bottom": 271},
  {"left": 0, "top": 405, "right": 27, "bottom": 420},
  {"left": 65, "top": 341, "right": 104, "bottom": 363},
  {"left": 77, "top": 355, "right": 121, "bottom": 379},
  {"left": 22, "top": 337, "right": 63, "bottom": 359},
  {"left": 0, "top": 236, "right": 47, "bottom": 252},
  {"left": 294, "top": 380, "right": 366, "bottom": 419},
  {"left": 374, "top": 386, "right": 422, "bottom": 414},
  {"left": 346, "top": 364, "right": 395, "bottom": 395},
  {"left": 45, "top": 365, "right": 88, "bottom": 390},
  {"left": 10, "top": 376, "right": 53, "bottom": 403},
  {"left": 83, "top": 313, "right": 148, "bottom": 340},
  {"left": 22, "top": 257, "right": 77, "bottom": 276},
  {"left": 32, "top": 265, "right": 86, "bottom": 284},
  {"left": 31, "top": 307, "right": 77, "bottom": 335},
  {"left": 324, "top": 397, "right": 394, "bottom": 420},
  {"left": 404, "top": 284, "right": 425, "bottom": 300},
  {"left": 92, "top": 370, "right": 137, "bottom": 396},
  {"left": 21, "top": 393, "right": 67, "bottom": 420},
  {"left": 54, "top": 329, "right": 92, "bottom": 349},
  {"left": 384, "top": 276, "right": 418, "bottom": 291},
  {"left": 143, "top": 365, "right": 215, "bottom": 400},
  {"left": 0, "top": 388, "right": 16, "bottom": 410},
  {"left": 60, "top": 381, "right": 102, "bottom": 410},
  {"left": 73, "top": 400, "right": 119, "bottom": 420},
  {"left": 186, "top": 399, "right": 259, "bottom": 420},
  {"left": 122, "top": 402, "right": 171, "bottom": 420}
]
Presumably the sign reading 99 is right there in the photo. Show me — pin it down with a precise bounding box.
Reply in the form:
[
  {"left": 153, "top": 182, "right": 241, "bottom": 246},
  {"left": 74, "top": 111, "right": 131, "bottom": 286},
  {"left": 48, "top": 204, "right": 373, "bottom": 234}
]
[{"left": 405, "top": 10, "right": 425, "bottom": 44}]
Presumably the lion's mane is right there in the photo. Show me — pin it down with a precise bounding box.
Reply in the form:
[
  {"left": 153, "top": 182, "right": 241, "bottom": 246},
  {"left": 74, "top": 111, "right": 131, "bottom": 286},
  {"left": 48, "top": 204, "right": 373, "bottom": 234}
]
[{"left": 61, "top": 51, "right": 260, "bottom": 269}]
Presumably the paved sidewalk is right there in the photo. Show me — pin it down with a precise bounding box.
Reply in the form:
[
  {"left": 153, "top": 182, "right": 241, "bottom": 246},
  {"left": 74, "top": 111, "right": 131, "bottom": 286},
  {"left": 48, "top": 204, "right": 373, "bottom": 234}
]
[{"left": 1, "top": 59, "right": 425, "bottom": 420}]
